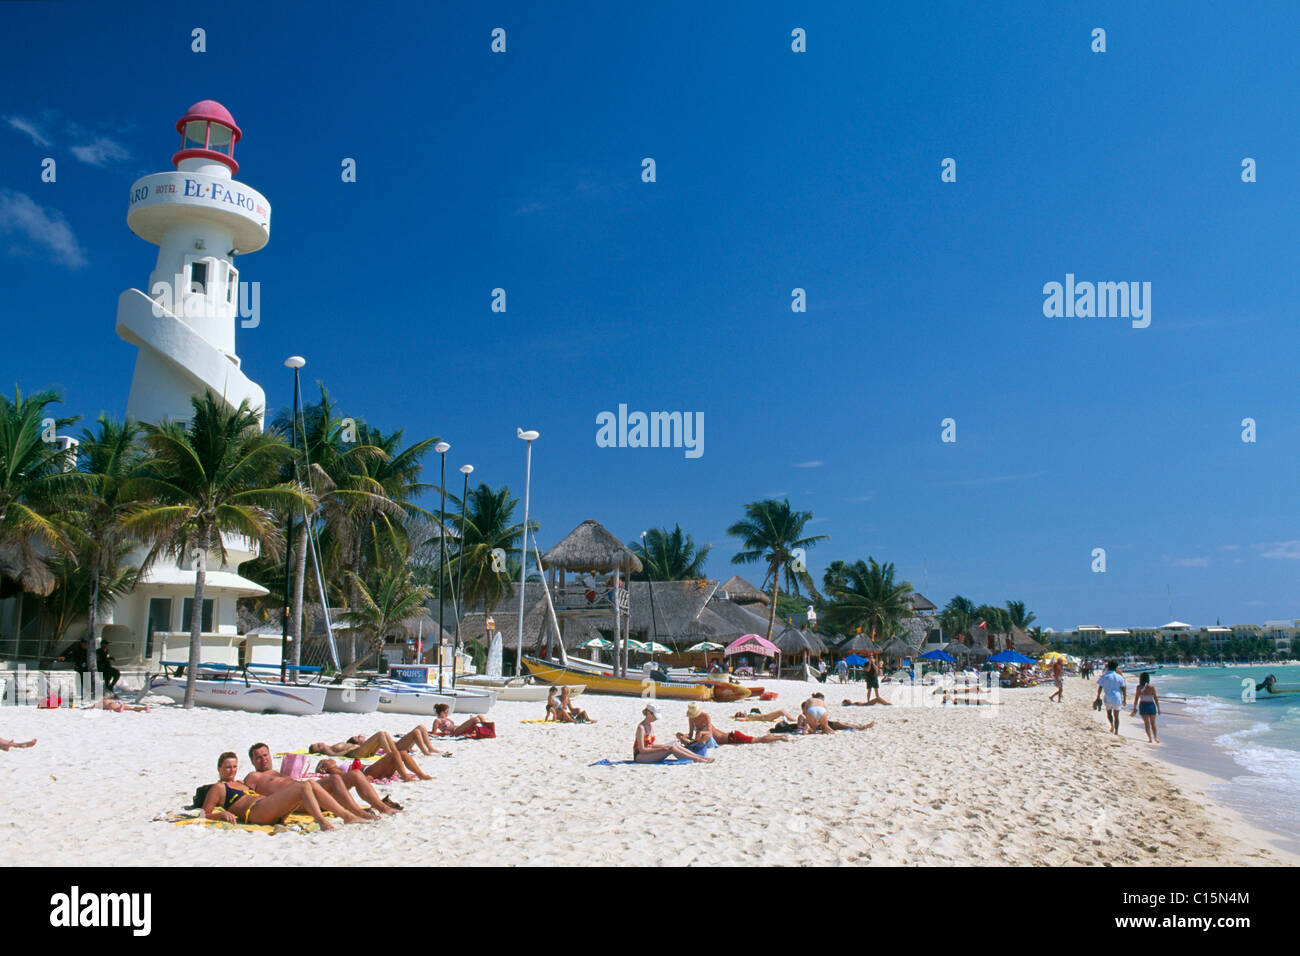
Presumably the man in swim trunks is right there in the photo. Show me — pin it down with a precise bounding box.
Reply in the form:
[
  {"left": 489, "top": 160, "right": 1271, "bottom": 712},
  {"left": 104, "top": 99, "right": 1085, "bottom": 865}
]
[
  {"left": 245, "top": 743, "right": 399, "bottom": 816},
  {"left": 1094, "top": 660, "right": 1126, "bottom": 734}
]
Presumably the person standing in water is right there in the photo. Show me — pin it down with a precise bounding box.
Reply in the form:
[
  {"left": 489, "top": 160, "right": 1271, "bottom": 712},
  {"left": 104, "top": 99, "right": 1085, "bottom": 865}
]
[
  {"left": 1094, "top": 661, "right": 1126, "bottom": 734},
  {"left": 1130, "top": 672, "right": 1161, "bottom": 743}
]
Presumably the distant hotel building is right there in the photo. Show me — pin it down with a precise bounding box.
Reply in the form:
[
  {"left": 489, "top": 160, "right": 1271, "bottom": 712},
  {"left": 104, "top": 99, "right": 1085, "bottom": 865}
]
[{"left": 1051, "top": 620, "right": 1294, "bottom": 654}]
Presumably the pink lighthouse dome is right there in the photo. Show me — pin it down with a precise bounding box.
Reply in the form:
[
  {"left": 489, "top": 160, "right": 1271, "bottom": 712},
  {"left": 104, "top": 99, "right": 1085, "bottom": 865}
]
[{"left": 172, "top": 99, "right": 243, "bottom": 175}]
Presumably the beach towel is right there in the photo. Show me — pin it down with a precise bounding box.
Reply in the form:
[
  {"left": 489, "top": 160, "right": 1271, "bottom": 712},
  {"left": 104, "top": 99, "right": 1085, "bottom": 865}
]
[
  {"left": 163, "top": 811, "right": 327, "bottom": 834},
  {"left": 589, "top": 758, "right": 699, "bottom": 766},
  {"left": 280, "top": 753, "right": 311, "bottom": 779}
]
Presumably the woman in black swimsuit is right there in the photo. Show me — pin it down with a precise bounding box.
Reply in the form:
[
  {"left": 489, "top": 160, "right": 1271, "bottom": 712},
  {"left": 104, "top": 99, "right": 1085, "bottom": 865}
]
[{"left": 201, "top": 752, "right": 370, "bottom": 830}]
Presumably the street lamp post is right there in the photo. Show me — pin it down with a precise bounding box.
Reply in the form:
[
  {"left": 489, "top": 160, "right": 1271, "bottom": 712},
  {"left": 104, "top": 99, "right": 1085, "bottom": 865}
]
[
  {"left": 435, "top": 440, "right": 450, "bottom": 689},
  {"left": 453, "top": 463, "right": 473, "bottom": 687},
  {"left": 516, "top": 428, "right": 539, "bottom": 677},
  {"left": 281, "top": 356, "right": 305, "bottom": 684}
]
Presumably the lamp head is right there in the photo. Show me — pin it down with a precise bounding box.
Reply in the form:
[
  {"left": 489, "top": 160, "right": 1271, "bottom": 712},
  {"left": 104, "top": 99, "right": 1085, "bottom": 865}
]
[
  {"left": 435, "top": 441, "right": 451, "bottom": 455},
  {"left": 284, "top": 356, "right": 306, "bottom": 369},
  {"left": 517, "top": 428, "right": 540, "bottom": 441},
  {"left": 460, "top": 464, "right": 474, "bottom": 475}
]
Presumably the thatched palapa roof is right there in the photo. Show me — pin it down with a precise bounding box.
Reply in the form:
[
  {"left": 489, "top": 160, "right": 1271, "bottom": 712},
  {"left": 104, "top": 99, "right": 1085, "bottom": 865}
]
[
  {"left": 718, "top": 575, "right": 769, "bottom": 605},
  {"left": 542, "top": 519, "right": 642, "bottom": 573}
]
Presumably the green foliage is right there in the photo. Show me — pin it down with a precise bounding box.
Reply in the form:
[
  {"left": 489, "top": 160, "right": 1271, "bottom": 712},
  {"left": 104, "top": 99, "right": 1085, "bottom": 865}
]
[{"left": 629, "top": 524, "right": 710, "bottom": 581}]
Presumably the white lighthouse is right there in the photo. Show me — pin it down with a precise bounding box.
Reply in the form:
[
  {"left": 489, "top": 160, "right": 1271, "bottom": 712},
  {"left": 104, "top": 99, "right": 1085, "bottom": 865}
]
[{"left": 103, "top": 101, "right": 276, "bottom": 668}]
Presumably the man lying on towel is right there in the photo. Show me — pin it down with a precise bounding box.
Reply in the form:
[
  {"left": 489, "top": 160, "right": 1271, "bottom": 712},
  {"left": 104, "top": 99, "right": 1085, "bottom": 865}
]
[{"left": 245, "top": 743, "right": 401, "bottom": 816}]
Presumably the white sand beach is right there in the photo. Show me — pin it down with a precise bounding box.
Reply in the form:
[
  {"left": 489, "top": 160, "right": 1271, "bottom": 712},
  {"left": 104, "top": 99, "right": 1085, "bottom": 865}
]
[{"left": 2, "top": 675, "right": 1293, "bottom": 867}]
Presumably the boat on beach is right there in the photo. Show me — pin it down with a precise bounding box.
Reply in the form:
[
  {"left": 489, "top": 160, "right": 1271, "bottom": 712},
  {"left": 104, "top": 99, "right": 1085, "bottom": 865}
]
[
  {"left": 375, "top": 681, "right": 457, "bottom": 715},
  {"left": 148, "top": 664, "right": 328, "bottom": 716},
  {"left": 457, "top": 674, "right": 583, "bottom": 702},
  {"left": 524, "top": 656, "right": 751, "bottom": 702}
]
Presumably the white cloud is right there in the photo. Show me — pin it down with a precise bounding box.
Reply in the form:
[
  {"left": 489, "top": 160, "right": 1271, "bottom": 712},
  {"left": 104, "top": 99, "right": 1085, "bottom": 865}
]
[
  {"left": 5, "top": 115, "right": 51, "bottom": 147},
  {"left": 794, "top": 460, "right": 822, "bottom": 469},
  {"left": 1258, "top": 541, "right": 1300, "bottom": 560},
  {"left": 70, "top": 136, "right": 129, "bottom": 166},
  {"left": 0, "top": 189, "right": 85, "bottom": 268}
]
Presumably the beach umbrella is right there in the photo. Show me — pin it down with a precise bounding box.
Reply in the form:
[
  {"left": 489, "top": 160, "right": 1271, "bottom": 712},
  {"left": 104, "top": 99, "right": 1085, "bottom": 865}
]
[
  {"left": 686, "top": 641, "right": 723, "bottom": 652},
  {"left": 989, "top": 649, "right": 1035, "bottom": 665},
  {"left": 844, "top": 653, "right": 867, "bottom": 666},
  {"left": 644, "top": 641, "right": 672, "bottom": 654},
  {"left": 920, "top": 649, "right": 957, "bottom": 663},
  {"left": 626, "top": 639, "right": 649, "bottom": 653},
  {"left": 578, "top": 637, "right": 613, "bottom": 649}
]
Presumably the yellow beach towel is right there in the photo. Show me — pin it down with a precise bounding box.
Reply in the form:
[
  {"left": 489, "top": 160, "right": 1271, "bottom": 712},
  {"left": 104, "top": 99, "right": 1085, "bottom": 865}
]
[{"left": 166, "top": 811, "right": 326, "bottom": 834}]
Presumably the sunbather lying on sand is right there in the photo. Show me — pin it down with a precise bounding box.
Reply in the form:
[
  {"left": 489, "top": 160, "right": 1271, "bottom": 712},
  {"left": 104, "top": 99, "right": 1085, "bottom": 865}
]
[
  {"left": 841, "top": 697, "right": 891, "bottom": 706},
  {"left": 200, "top": 752, "right": 373, "bottom": 830},
  {"left": 431, "top": 703, "right": 491, "bottom": 738},
  {"left": 732, "top": 708, "right": 798, "bottom": 722},
  {"left": 245, "top": 743, "right": 398, "bottom": 817},
  {"left": 801, "top": 694, "right": 874, "bottom": 733},
  {"left": 309, "top": 732, "right": 433, "bottom": 780},
  {"left": 634, "top": 704, "right": 713, "bottom": 764},
  {"left": 939, "top": 692, "right": 994, "bottom": 705},
  {"left": 680, "top": 702, "right": 790, "bottom": 745},
  {"left": 89, "top": 694, "right": 150, "bottom": 712},
  {"left": 0, "top": 737, "right": 35, "bottom": 751}
]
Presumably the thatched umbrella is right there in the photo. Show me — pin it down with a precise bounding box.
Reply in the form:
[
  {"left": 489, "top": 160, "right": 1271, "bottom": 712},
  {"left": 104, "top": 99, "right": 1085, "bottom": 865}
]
[
  {"left": 773, "top": 625, "right": 826, "bottom": 667},
  {"left": 542, "top": 519, "right": 643, "bottom": 678},
  {"left": 0, "top": 539, "right": 55, "bottom": 598},
  {"left": 837, "top": 632, "right": 880, "bottom": 654},
  {"left": 880, "top": 637, "right": 915, "bottom": 658}
]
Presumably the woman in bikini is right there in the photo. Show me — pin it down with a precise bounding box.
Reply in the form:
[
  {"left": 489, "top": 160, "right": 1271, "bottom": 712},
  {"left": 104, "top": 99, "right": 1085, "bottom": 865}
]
[
  {"left": 431, "top": 703, "right": 492, "bottom": 737},
  {"left": 634, "top": 704, "right": 713, "bottom": 763},
  {"left": 800, "top": 694, "right": 874, "bottom": 733},
  {"left": 0, "top": 737, "right": 35, "bottom": 751},
  {"left": 1130, "top": 672, "right": 1161, "bottom": 743},
  {"left": 732, "top": 708, "right": 798, "bottom": 722},
  {"left": 679, "top": 702, "right": 790, "bottom": 746},
  {"left": 201, "top": 752, "right": 371, "bottom": 830},
  {"left": 544, "top": 686, "right": 569, "bottom": 722},
  {"left": 308, "top": 732, "right": 433, "bottom": 780}
]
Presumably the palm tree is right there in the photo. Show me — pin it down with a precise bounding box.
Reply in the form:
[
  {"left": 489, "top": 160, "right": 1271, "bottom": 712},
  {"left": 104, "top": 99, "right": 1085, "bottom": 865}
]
[
  {"left": 71, "top": 415, "right": 146, "bottom": 695},
  {"left": 629, "top": 524, "right": 710, "bottom": 581},
  {"left": 123, "top": 392, "right": 313, "bottom": 708},
  {"left": 1005, "top": 600, "right": 1036, "bottom": 632},
  {"left": 43, "top": 552, "right": 138, "bottom": 654},
  {"left": 338, "top": 564, "right": 431, "bottom": 676},
  {"left": 271, "top": 388, "right": 389, "bottom": 665},
  {"left": 448, "top": 482, "right": 523, "bottom": 618},
  {"left": 727, "top": 499, "right": 828, "bottom": 639},
  {"left": 940, "top": 595, "right": 976, "bottom": 643},
  {"left": 821, "top": 558, "right": 914, "bottom": 643},
  {"left": 0, "top": 388, "right": 83, "bottom": 607}
]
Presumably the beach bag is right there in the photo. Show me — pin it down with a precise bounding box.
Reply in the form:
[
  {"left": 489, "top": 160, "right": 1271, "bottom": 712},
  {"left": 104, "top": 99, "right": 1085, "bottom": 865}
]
[
  {"left": 279, "top": 753, "right": 311, "bottom": 779},
  {"left": 759, "top": 691, "right": 778, "bottom": 701},
  {"left": 468, "top": 722, "right": 496, "bottom": 739},
  {"left": 37, "top": 693, "right": 62, "bottom": 709}
]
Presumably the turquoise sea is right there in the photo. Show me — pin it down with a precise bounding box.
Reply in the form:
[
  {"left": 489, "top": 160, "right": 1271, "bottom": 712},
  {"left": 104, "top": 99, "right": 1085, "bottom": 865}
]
[{"left": 1144, "top": 664, "right": 1300, "bottom": 852}]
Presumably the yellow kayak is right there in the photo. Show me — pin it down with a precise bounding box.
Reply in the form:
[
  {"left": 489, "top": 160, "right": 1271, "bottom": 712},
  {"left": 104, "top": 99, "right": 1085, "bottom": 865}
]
[{"left": 523, "top": 657, "right": 713, "bottom": 701}]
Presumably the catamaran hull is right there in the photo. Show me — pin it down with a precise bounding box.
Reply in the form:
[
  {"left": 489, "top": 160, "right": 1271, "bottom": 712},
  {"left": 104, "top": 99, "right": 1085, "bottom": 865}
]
[
  {"left": 323, "top": 686, "right": 381, "bottom": 714},
  {"left": 457, "top": 676, "right": 584, "bottom": 702},
  {"left": 524, "top": 657, "right": 714, "bottom": 701},
  {"left": 376, "top": 688, "right": 457, "bottom": 715},
  {"left": 148, "top": 677, "right": 327, "bottom": 716}
]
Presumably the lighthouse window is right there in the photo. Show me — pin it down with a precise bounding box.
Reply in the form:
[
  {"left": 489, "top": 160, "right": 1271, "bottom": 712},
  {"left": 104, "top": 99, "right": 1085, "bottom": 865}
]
[
  {"left": 183, "top": 120, "right": 209, "bottom": 150},
  {"left": 227, "top": 265, "right": 238, "bottom": 303},
  {"left": 189, "top": 260, "right": 208, "bottom": 294}
]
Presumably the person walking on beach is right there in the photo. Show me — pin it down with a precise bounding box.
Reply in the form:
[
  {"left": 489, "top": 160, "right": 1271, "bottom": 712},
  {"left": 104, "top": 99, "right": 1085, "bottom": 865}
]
[
  {"left": 864, "top": 655, "right": 888, "bottom": 705},
  {"left": 1048, "top": 658, "right": 1064, "bottom": 703},
  {"left": 1094, "top": 661, "right": 1126, "bottom": 734},
  {"left": 1130, "top": 672, "right": 1161, "bottom": 744}
]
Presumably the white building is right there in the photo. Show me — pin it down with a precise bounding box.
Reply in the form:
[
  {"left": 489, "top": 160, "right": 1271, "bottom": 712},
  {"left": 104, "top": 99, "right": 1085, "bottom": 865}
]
[{"left": 103, "top": 100, "right": 277, "bottom": 668}]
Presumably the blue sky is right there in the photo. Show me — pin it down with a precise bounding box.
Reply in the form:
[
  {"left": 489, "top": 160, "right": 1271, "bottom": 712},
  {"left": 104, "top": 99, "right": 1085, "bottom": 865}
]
[{"left": 3, "top": 0, "right": 1299, "bottom": 631}]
